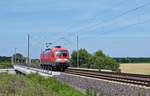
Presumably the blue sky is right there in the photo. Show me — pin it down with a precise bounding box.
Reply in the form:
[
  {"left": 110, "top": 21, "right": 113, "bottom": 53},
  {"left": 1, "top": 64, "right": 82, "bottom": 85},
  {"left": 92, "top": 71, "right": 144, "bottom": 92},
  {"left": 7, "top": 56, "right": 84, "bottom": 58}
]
[{"left": 0, "top": 0, "right": 150, "bottom": 58}]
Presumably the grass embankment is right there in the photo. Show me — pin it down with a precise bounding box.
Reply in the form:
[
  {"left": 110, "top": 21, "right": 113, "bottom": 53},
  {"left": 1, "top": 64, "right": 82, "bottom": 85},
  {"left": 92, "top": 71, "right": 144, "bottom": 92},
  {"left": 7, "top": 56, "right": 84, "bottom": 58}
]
[
  {"left": 0, "top": 62, "right": 13, "bottom": 69},
  {"left": 120, "top": 63, "right": 150, "bottom": 75},
  {"left": 0, "top": 73, "right": 86, "bottom": 96}
]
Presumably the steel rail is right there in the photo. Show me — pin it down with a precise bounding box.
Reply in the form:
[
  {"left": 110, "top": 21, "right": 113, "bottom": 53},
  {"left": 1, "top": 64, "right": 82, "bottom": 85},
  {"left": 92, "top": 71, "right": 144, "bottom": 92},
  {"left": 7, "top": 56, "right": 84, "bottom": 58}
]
[{"left": 65, "top": 68, "right": 150, "bottom": 87}]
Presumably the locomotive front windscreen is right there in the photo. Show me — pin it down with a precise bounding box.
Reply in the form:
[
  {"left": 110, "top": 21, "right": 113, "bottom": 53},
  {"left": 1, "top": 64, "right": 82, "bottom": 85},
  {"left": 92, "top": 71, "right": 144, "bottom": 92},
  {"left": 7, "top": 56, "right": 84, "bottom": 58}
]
[{"left": 56, "top": 50, "right": 68, "bottom": 57}]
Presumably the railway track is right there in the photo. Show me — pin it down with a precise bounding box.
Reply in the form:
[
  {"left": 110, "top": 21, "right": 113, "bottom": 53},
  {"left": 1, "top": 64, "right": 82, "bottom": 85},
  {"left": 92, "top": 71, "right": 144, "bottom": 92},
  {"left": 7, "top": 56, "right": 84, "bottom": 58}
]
[
  {"left": 16, "top": 64, "right": 150, "bottom": 87},
  {"left": 65, "top": 68, "right": 150, "bottom": 87}
]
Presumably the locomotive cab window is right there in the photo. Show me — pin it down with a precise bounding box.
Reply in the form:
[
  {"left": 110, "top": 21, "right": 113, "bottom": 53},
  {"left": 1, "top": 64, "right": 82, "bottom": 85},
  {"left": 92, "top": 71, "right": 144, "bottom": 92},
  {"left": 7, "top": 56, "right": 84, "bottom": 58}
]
[{"left": 56, "top": 50, "right": 68, "bottom": 57}]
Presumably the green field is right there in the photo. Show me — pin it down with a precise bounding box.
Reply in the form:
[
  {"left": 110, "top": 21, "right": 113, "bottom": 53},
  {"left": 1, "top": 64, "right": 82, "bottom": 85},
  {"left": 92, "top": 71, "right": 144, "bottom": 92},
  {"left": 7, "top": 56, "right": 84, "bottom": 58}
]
[
  {"left": 0, "top": 62, "right": 13, "bottom": 69},
  {"left": 120, "top": 63, "right": 150, "bottom": 75},
  {"left": 0, "top": 73, "right": 87, "bottom": 96}
]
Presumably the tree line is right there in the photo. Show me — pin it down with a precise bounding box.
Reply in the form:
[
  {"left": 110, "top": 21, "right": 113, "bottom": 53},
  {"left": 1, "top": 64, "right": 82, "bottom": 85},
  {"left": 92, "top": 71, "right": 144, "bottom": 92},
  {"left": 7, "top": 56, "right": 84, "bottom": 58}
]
[
  {"left": 0, "top": 56, "right": 11, "bottom": 62},
  {"left": 1, "top": 49, "right": 150, "bottom": 70},
  {"left": 114, "top": 57, "right": 150, "bottom": 63},
  {"left": 0, "top": 54, "right": 39, "bottom": 64}
]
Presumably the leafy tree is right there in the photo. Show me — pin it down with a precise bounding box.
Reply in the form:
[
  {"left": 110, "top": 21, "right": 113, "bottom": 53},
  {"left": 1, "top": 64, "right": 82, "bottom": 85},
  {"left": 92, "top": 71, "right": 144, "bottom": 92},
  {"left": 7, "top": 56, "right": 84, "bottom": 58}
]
[
  {"left": 70, "top": 49, "right": 91, "bottom": 67},
  {"left": 13, "top": 53, "right": 25, "bottom": 64},
  {"left": 95, "top": 50, "right": 105, "bottom": 57},
  {"left": 94, "top": 56, "right": 120, "bottom": 71},
  {"left": 70, "top": 51, "right": 77, "bottom": 67},
  {"left": 95, "top": 57, "right": 105, "bottom": 70},
  {"left": 78, "top": 49, "right": 91, "bottom": 67}
]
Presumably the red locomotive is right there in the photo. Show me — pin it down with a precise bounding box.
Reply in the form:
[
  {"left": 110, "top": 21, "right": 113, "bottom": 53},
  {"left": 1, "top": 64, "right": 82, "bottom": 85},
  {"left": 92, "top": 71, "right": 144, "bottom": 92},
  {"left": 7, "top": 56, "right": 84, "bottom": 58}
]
[{"left": 40, "top": 46, "right": 70, "bottom": 71}]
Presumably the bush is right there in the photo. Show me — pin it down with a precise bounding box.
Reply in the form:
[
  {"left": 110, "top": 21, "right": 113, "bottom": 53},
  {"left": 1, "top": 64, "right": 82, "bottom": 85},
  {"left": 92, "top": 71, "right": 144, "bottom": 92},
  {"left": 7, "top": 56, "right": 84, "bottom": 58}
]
[{"left": 71, "top": 49, "right": 120, "bottom": 72}]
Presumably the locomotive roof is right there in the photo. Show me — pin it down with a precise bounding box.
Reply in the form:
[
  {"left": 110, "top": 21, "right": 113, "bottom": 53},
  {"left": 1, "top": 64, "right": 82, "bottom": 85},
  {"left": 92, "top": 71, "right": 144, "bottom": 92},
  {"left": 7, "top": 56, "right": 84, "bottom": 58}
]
[
  {"left": 43, "top": 47, "right": 68, "bottom": 53},
  {"left": 52, "top": 47, "right": 67, "bottom": 51},
  {"left": 41, "top": 47, "right": 68, "bottom": 55}
]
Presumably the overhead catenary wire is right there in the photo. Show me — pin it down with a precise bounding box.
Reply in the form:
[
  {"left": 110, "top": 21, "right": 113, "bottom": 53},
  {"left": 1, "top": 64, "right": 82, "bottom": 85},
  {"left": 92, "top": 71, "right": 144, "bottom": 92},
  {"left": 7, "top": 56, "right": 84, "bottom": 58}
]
[
  {"left": 68, "top": 1, "right": 150, "bottom": 35},
  {"left": 48, "top": 1, "right": 132, "bottom": 46},
  {"left": 30, "top": 1, "right": 150, "bottom": 57},
  {"left": 82, "top": 17, "right": 150, "bottom": 37},
  {"left": 53, "top": 1, "right": 150, "bottom": 49}
]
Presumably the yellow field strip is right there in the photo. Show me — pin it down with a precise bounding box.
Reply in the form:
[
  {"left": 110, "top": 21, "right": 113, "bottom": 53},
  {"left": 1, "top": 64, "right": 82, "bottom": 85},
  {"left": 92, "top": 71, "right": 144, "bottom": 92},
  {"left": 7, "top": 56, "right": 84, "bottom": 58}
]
[{"left": 120, "top": 63, "right": 150, "bottom": 75}]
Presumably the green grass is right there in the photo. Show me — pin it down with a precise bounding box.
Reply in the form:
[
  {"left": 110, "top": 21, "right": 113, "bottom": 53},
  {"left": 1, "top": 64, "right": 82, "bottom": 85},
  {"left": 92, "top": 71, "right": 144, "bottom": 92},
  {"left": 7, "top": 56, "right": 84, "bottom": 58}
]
[
  {"left": 0, "top": 73, "right": 87, "bottom": 96},
  {"left": 0, "top": 61, "right": 13, "bottom": 69}
]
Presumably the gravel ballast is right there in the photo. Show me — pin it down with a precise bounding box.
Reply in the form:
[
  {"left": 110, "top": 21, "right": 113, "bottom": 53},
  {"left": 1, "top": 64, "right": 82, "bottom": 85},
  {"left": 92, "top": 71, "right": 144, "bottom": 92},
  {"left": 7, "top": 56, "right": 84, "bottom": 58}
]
[{"left": 55, "top": 73, "right": 150, "bottom": 96}]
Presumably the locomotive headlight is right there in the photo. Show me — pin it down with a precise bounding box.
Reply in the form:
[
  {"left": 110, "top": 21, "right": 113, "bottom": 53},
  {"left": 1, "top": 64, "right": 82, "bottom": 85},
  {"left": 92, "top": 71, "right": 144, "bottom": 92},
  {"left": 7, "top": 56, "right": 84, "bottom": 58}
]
[
  {"left": 64, "top": 59, "right": 68, "bottom": 61},
  {"left": 56, "top": 58, "right": 62, "bottom": 62},
  {"left": 56, "top": 58, "right": 68, "bottom": 62}
]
